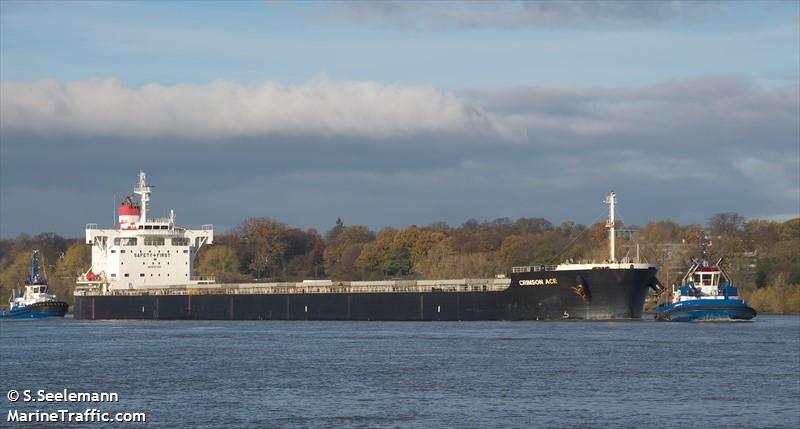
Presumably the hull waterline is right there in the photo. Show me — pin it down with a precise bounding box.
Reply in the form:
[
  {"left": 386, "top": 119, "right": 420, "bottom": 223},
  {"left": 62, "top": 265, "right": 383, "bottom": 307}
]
[
  {"left": 0, "top": 301, "right": 68, "bottom": 319},
  {"left": 74, "top": 267, "right": 658, "bottom": 321},
  {"left": 655, "top": 299, "right": 756, "bottom": 322}
]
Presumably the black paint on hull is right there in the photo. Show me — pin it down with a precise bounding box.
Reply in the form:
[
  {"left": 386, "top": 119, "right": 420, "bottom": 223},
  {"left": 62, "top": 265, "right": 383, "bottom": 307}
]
[{"left": 74, "top": 267, "right": 658, "bottom": 321}]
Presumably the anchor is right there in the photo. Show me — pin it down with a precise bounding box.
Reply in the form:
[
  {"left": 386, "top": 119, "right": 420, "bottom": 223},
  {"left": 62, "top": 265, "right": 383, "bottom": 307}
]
[{"left": 572, "top": 275, "right": 591, "bottom": 301}]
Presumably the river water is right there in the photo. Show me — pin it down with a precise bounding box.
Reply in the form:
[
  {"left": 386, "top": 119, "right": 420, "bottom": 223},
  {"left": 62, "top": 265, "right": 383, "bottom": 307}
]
[{"left": 1, "top": 316, "right": 798, "bottom": 428}]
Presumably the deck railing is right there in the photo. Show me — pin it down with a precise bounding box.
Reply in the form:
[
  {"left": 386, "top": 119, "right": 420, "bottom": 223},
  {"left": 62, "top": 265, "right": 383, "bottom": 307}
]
[
  {"left": 511, "top": 265, "right": 558, "bottom": 273},
  {"left": 74, "top": 278, "right": 512, "bottom": 296}
]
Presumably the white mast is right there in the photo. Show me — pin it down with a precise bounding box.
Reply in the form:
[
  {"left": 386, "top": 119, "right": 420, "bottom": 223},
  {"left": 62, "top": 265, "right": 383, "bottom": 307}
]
[
  {"left": 605, "top": 191, "right": 616, "bottom": 262},
  {"left": 134, "top": 171, "right": 151, "bottom": 223}
]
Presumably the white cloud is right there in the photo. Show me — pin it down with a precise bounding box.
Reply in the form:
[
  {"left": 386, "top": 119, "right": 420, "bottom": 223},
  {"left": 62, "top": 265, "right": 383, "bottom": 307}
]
[{"left": 0, "top": 78, "right": 515, "bottom": 140}]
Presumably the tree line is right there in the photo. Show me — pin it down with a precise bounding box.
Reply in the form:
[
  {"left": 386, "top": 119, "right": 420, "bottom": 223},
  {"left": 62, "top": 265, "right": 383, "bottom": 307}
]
[{"left": 1, "top": 214, "right": 798, "bottom": 313}]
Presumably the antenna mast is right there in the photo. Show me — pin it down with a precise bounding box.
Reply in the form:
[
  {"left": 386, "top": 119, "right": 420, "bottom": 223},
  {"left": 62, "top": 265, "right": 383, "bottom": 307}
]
[
  {"left": 134, "top": 171, "right": 151, "bottom": 223},
  {"left": 605, "top": 191, "right": 616, "bottom": 262}
]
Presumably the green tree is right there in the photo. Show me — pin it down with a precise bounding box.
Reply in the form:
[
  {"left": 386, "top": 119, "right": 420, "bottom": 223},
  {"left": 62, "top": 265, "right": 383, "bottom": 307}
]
[
  {"left": 49, "top": 242, "right": 91, "bottom": 305},
  {"left": 0, "top": 251, "right": 35, "bottom": 303},
  {"left": 356, "top": 228, "right": 397, "bottom": 276},
  {"left": 743, "top": 219, "right": 779, "bottom": 250},
  {"left": 707, "top": 212, "right": 745, "bottom": 238},
  {"left": 776, "top": 218, "right": 800, "bottom": 241},
  {"left": 641, "top": 220, "right": 682, "bottom": 244},
  {"left": 500, "top": 234, "right": 537, "bottom": 267},
  {"left": 197, "top": 246, "right": 242, "bottom": 283},
  {"left": 228, "top": 218, "right": 321, "bottom": 280},
  {"left": 383, "top": 244, "right": 412, "bottom": 276},
  {"left": 410, "top": 229, "right": 446, "bottom": 272},
  {"left": 323, "top": 225, "right": 375, "bottom": 280},
  {"left": 324, "top": 218, "right": 346, "bottom": 243}
]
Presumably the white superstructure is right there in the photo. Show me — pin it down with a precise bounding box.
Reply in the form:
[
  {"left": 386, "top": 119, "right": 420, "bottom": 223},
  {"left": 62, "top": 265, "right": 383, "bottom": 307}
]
[{"left": 77, "top": 172, "right": 213, "bottom": 291}]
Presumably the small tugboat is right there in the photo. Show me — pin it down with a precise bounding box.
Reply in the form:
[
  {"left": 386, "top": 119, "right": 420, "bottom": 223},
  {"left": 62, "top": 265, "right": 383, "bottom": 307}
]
[
  {"left": 655, "top": 237, "right": 756, "bottom": 322},
  {"left": 0, "top": 250, "right": 68, "bottom": 319}
]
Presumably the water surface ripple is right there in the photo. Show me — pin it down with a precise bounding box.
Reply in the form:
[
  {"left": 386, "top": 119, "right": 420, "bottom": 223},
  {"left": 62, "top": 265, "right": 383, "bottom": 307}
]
[{"left": 2, "top": 316, "right": 798, "bottom": 428}]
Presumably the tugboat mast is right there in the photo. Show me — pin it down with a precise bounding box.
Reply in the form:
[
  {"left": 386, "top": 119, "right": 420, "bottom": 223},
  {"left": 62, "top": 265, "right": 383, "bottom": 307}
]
[
  {"left": 30, "top": 250, "right": 42, "bottom": 284},
  {"left": 699, "top": 233, "right": 709, "bottom": 266},
  {"left": 605, "top": 191, "right": 616, "bottom": 262}
]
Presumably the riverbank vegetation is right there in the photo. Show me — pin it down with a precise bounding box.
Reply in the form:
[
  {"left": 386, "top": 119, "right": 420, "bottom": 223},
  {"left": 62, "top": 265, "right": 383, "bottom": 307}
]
[{"left": 1, "top": 215, "right": 797, "bottom": 313}]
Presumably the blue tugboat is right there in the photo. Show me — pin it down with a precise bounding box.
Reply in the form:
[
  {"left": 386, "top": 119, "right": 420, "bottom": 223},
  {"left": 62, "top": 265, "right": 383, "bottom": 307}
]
[
  {"left": 0, "top": 250, "right": 68, "bottom": 319},
  {"left": 655, "top": 238, "right": 756, "bottom": 322}
]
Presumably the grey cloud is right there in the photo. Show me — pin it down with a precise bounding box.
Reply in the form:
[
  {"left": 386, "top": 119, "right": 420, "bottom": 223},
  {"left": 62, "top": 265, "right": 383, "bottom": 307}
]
[
  {"left": 1, "top": 77, "right": 797, "bottom": 238},
  {"left": 462, "top": 78, "right": 799, "bottom": 153},
  {"left": 327, "top": 1, "right": 723, "bottom": 30}
]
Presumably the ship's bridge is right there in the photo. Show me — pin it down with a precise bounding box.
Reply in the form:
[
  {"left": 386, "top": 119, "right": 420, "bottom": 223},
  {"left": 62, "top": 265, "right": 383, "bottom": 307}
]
[
  {"left": 80, "top": 171, "right": 214, "bottom": 291},
  {"left": 136, "top": 220, "right": 176, "bottom": 234}
]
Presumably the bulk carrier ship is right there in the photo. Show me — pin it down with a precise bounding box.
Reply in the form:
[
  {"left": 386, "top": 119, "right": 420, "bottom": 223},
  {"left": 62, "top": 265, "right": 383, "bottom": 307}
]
[{"left": 74, "top": 172, "right": 661, "bottom": 321}]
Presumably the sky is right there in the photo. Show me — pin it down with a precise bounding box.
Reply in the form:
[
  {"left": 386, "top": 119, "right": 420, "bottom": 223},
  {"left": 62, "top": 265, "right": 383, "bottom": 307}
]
[{"left": 1, "top": 0, "right": 799, "bottom": 238}]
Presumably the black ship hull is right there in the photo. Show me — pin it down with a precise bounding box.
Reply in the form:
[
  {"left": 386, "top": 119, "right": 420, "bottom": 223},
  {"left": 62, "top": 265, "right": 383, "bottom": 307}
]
[{"left": 74, "top": 267, "right": 658, "bottom": 321}]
